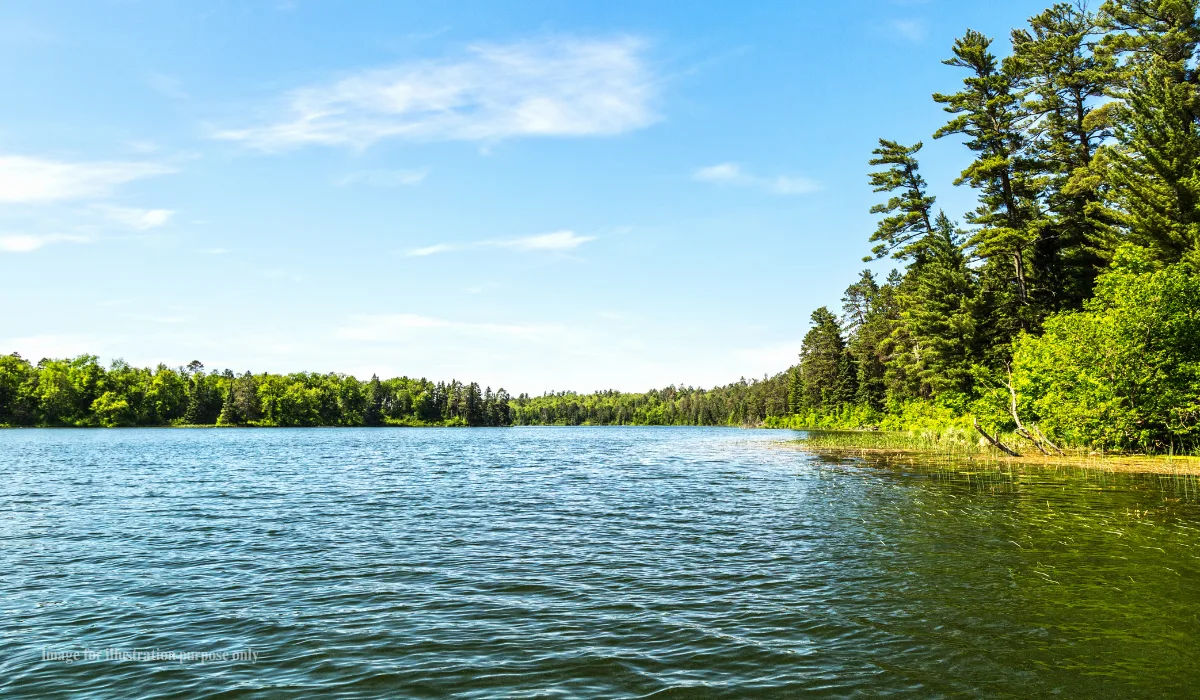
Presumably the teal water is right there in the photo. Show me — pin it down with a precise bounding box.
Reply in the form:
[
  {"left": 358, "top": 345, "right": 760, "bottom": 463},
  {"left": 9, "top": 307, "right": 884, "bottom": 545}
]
[{"left": 2, "top": 427, "right": 1198, "bottom": 698}]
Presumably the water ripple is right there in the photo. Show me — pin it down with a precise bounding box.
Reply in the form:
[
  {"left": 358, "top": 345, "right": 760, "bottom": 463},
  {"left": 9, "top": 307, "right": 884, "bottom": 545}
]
[{"left": 1, "top": 427, "right": 1198, "bottom": 698}]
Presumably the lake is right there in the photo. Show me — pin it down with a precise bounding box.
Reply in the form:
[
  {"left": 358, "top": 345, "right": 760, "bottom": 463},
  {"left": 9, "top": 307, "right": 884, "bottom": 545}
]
[{"left": 2, "top": 427, "right": 1198, "bottom": 698}]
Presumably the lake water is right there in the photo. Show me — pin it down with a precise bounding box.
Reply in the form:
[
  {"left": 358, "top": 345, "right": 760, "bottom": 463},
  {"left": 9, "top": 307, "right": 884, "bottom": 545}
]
[{"left": 2, "top": 427, "right": 1198, "bottom": 698}]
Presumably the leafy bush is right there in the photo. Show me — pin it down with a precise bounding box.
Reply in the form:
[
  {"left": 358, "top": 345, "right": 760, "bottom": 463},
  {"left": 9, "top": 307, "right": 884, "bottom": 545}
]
[{"left": 1009, "top": 250, "right": 1200, "bottom": 450}]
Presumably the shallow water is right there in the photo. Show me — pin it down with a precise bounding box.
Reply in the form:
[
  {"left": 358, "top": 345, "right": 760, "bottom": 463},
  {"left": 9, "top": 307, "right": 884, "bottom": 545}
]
[{"left": 1, "top": 427, "right": 1198, "bottom": 698}]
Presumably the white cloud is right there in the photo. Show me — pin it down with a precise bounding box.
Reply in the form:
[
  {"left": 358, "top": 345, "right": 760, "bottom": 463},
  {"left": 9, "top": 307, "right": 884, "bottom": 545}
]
[
  {"left": 336, "top": 169, "right": 428, "bottom": 187},
  {"left": 217, "top": 36, "right": 658, "bottom": 150},
  {"left": 694, "top": 163, "right": 743, "bottom": 183},
  {"left": 336, "top": 313, "right": 559, "bottom": 342},
  {"left": 406, "top": 230, "right": 595, "bottom": 257},
  {"left": 145, "top": 71, "right": 190, "bottom": 101},
  {"left": 2, "top": 334, "right": 112, "bottom": 360},
  {"left": 408, "top": 243, "right": 457, "bottom": 257},
  {"left": 0, "top": 233, "right": 89, "bottom": 253},
  {"left": 93, "top": 205, "right": 175, "bottom": 229},
  {"left": 889, "top": 19, "right": 927, "bottom": 42},
  {"left": 692, "top": 162, "right": 821, "bottom": 195},
  {"left": 498, "top": 231, "right": 594, "bottom": 251},
  {"left": 0, "top": 155, "right": 173, "bottom": 203},
  {"left": 770, "top": 176, "right": 822, "bottom": 195},
  {"left": 732, "top": 340, "right": 803, "bottom": 371}
]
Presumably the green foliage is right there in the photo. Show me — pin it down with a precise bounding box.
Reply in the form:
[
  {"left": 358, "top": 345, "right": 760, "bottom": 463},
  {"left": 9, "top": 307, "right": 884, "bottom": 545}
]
[
  {"left": 934, "top": 29, "right": 1040, "bottom": 317},
  {"left": 799, "top": 307, "right": 856, "bottom": 411},
  {"left": 511, "top": 375, "right": 791, "bottom": 427},
  {"left": 865, "top": 140, "right": 937, "bottom": 261},
  {"left": 0, "top": 357, "right": 514, "bottom": 428},
  {"left": 1009, "top": 3, "right": 1119, "bottom": 310},
  {"left": 1007, "top": 252, "right": 1200, "bottom": 450},
  {"left": 1105, "top": 59, "right": 1200, "bottom": 263}
]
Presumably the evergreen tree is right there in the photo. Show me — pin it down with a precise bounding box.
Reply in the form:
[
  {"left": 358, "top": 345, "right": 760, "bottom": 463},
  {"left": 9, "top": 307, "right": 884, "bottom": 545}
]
[
  {"left": 232, "top": 372, "right": 261, "bottom": 423},
  {"left": 1101, "top": 0, "right": 1200, "bottom": 73},
  {"left": 898, "top": 213, "right": 980, "bottom": 399},
  {"left": 787, "top": 367, "right": 805, "bottom": 415},
  {"left": 183, "top": 365, "right": 221, "bottom": 425},
  {"left": 934, "top": 30, "right": 1041, "bottom": 326},
  {"left": 842, "top": 270, "right": 889, "bottom": 410},
  {"left": 799, "top": 307, "right": 856, "bottom": 411},
  {"left": 1009, "top": 3, "right": 1120, "bottom": 309},
  {"left": 865, "top": 140, "right": 938, "bottom": 262},
  {"left": 364, "top": 374, "right": 384, "bottom": 426},
  {"left": 1104, "top": 57, "right": 1200, "bottom": 263},
  {"left": 217, "top": 371, "right": 240, "bottom": 426}
]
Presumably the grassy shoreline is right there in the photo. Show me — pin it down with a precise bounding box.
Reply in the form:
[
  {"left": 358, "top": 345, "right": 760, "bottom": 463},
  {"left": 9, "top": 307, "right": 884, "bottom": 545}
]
[{"left": 789, "top": 429, "right": 1200, "bottom": 476}]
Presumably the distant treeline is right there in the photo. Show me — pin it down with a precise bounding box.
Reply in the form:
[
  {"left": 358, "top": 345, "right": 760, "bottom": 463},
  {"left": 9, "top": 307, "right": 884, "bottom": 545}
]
[
  {"left": 0, "top": 355, "right": 513, "bottom": 427},
  {"left": 509, "top": 380, "right": 790, "bottom": 427},
  {"left": 0, "top": 352, "right": 793, "bottom": 429}
]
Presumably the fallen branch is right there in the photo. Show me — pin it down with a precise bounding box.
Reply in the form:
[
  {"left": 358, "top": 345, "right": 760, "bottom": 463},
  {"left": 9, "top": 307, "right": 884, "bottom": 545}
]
[
  {"left": 1016, "top": 428, "right": 1050, "bottom": 455},
  {"left": 1030, "top": 424, "right": 1065, "bottom": 456},
  {"left": 1005, "top": 364, "right": 1050, "bottom": 456},
  {"left": 974, "top": 419, "right": 1021, "bottom": 457}
]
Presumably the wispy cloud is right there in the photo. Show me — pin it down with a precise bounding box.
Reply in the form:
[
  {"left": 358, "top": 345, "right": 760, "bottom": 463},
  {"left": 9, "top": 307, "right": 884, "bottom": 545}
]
[
  {"left": 0, "top": 155, "right": 173, "bottom": 203},
  {"left": 0, "top": 233, "right": 89, "bottom": 253},
  {"left": 406, "top": 230, "right": 595, "bottom": 257},
  {"left": 217, "top": 36, "right": 658, "bottom": 150},
  {"left": 693, "top": 162, "right": 821, "bottom": 195},
  {"left": 1, "top": 334, "right": 114, "bottom": 360},
  {"left": 93, "top": 205, "right": 175, "bottom": 229},
  {"left": 336, "top": 313, "right": 562, "bottom": 342},
  {"left": 888, "top": 18, "right": 927, "bottom": 42},
  {"left": 335, "top": 168, "right": 428, "bottom": 187},
  {"left": 199, "top": 247, "right": 230, "bottom": 255},
  {"left": 145, "top": 71, "right": 190, "bottom": 101}
]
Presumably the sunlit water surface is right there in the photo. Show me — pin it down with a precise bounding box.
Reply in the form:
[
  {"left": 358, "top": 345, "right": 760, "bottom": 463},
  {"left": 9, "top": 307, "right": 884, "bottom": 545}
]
[{"left": 2, "top": 427, "right": 1199, "bottom": 698}]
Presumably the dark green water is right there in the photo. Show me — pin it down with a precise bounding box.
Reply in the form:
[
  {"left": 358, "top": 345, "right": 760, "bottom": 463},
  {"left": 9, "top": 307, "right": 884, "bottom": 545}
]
[{"left": 2, "top": 427, "right": 1198, "bottom": 698}]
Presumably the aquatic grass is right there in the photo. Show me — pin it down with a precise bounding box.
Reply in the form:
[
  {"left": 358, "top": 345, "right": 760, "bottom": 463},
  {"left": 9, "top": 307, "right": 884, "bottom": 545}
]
[{"left": 793, "top": 428, "right": 1200, "bottom": 477}]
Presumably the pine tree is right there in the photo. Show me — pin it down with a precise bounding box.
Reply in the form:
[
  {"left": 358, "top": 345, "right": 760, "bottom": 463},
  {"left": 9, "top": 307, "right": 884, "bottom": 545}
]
[
  {"left": 1009, "top": 3, "right": 1121, "bottom": 309},
  {"left": 183, "top": 366, "right": 221, "bottom": 425},
  {"left": 364, "top": 374, "right": 384, "bottom": 426},
  {"left": 1100, "top": 0, "right": 1200, "bottom": 73},
  {"left": 787, "top": 367, "right": 804, "bottom": 415},
  {"left": 1099, "top": 0, "right": 1200, "bottom": 266},
  {"left": 217, "top": 377, "right": 240, "bottom": 426},
  {"left": 842, "top": 270, "right": 889, "bottom": 410},
  {"left": 232, "top": 372, "right": 261, "bottom": 423},
  {"left": 1105, "top": 60, "right": 1200, "bottom": 263},
  {"left": 799, "top": 307, "right": 856, "bottom": 411},
  {"left": 865, "top": 140, "right": 938, "bottom": 262},
  {"left": 898, "top": 213, "right": 980, "bottom": 399},
  {"left": 934, "top": 30, "right": 1041, "bottom": 323}
]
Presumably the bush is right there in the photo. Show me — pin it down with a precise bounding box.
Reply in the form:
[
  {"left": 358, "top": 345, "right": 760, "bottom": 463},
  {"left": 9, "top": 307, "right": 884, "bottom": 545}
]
[{"left": 1009, "top": 250, "right": 1200, "bottom": 450}]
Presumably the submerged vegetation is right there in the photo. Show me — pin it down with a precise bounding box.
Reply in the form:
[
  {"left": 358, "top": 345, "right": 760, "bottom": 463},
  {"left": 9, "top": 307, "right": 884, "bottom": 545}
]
[{"left": 4, "top": 2, "right": 1200, "bottom": 456}]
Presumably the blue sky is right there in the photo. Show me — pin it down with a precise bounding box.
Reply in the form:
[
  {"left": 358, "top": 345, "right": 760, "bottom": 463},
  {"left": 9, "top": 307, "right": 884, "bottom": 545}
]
[{"left": 1, "top": 0, "right": 1052, "bottom": 393}]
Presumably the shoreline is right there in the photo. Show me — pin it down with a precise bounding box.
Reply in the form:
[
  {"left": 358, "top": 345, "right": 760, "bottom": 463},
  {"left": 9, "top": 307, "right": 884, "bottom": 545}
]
[{"left": 790, "top": 442, "right": 1200, "bottom": 477}]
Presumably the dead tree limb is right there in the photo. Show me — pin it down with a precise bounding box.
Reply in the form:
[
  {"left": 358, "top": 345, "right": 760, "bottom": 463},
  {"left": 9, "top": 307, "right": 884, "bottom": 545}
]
[
  {"left": 974, "top": 419, "right": 1022, "bottom": 457},
  {"left": 1006, "top": 365, "right": 1049, "bottom": 455},
  {"left": 1030, "top": 424, "right": 1065, "bottom": 455}
]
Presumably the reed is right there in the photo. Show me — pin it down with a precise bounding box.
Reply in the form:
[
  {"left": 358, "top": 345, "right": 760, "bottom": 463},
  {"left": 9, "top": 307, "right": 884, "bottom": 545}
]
[{"left": 794, "top": 429, "right": 1200, "bottom": 476}]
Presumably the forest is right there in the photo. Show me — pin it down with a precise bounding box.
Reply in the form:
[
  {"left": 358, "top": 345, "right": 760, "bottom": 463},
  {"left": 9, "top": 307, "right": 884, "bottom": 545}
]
[{"left": 2, "top": 1, "right": 1199, "bottom": 451}]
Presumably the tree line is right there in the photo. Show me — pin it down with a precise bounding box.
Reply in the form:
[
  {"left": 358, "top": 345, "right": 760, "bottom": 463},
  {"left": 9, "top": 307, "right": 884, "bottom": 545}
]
[{"left": 0, "top": 356, "right": 513, "bottom": 427}]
